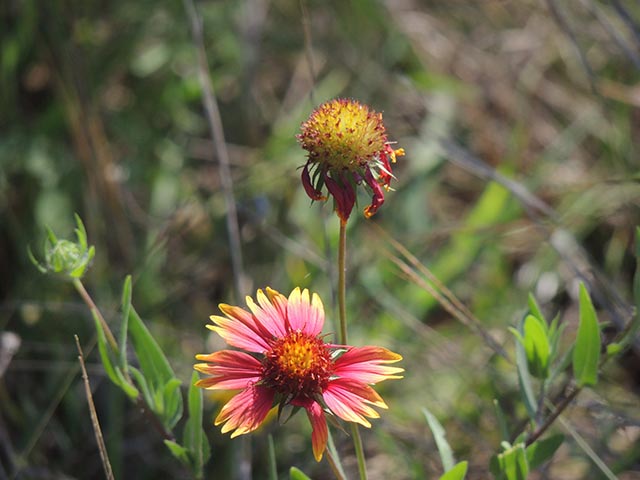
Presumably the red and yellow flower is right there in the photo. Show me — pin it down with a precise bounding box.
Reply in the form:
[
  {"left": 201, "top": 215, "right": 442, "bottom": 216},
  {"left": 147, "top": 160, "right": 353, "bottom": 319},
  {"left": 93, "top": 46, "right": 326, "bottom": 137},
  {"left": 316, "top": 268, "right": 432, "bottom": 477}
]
[
  {"left": 297, "top": 98, "right": 405, "bottom": 223},
  {"left": 195, "top": 287, "right": 403, "bottom": 461}
]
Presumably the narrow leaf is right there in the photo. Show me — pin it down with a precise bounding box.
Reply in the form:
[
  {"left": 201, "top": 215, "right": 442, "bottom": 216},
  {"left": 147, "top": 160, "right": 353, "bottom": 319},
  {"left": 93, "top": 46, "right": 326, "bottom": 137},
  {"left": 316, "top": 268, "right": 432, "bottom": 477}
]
[
  {"left": 523, "top": 315, "right": 550, "bottom": 379},
  {"left": 128, "top": 307, "right": 175, "bottom": 387},
  {"left": 114, "top": 367, "right": 139, "bottom": 399},
  {"left": 423, "top": 407, "right": 455, "bottom": 472},
  {"left": 93, "top": 310, "right": 121, "bottom": 388},
  {"left": 130, "top": 366, "right": 154, "bottom": 409},
  {"left": 515, "top": 316, "right": 537, "bottom": 420},
  {"left": 494, "top": 443, "right": 529, "bottom": 480},
  {"left": 527, "top": 293, "right": 545, "bottom": 324},
  {"left": 119, "top": 276, "right": 132, "bottom": 370},
  {"left": 289, "top": 467, "right": 312, "bottom": 480},
  {"left": 493, "top": 399, "right": 510, "bottom": 441},
  {"left": 164, "top": 440, "right": 190, "bottom": 465},
  {"left": 526, "top": 434, "right": 563, "bottom": 469},
  {"left": 163, "top": 378, "right": 184, "bottom": 430},
  {"left": 573, "top": 284, "right": 601, "bottom": 387},
  {"left": 27, "top": 246, "right": 47, "bottom": 273},
  {"left": 74, "top": 213, "right": 88, "bottom": 249},
  {"left": 439, "top": 461, "right": 468, "bottom": 480}
]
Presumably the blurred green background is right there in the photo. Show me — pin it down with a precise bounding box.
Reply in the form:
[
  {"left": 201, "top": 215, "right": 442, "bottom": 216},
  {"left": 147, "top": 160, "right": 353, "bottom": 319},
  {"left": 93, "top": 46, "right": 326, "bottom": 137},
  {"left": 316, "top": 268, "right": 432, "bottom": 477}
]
[{"left": 1, "top": 0, "right": 639, "bottom": 479}]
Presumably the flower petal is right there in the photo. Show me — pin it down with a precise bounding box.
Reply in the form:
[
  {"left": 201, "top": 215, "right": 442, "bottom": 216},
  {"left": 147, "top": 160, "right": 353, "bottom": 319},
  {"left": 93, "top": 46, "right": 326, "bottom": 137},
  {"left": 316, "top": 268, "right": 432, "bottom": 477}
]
[
  {"left": 301, "top": 162, "right": 327, "bottom": 201},
  {"left": 323, "top": 378, "right": 388, "bottom": 428},
  {"left": 324, "top": 171, "right": 356, "bottom": 223},
  {"left": 210, "top": 304, "right": 271, "bottom": 352},
  {"left": 194, "top": 350, "right": 262, "bottom": 390},
  {"left": 333, "top": 346, "right": 404, "bottom": 384},
  {"left": 287, "top": 287, "right": 324, "bottom": 335},
  {"left": 306, "top": 401, "right": 328, "bottom": 462},
  {"left": 215, "top": 384, "right": 275, "bottom": 438},
  {"left": 363, "top": 168, "right": 385, "bottom": 219},
  {"left": 246, "top": 289, "right": 288, "bottom": 338}
]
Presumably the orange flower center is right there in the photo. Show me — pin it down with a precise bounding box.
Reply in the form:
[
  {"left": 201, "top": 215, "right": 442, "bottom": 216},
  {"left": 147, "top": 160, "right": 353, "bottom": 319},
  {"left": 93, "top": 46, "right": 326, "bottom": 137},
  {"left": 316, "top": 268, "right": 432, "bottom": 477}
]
[{"left": 262, "top": 331, "right": 333, "bottom": 398}]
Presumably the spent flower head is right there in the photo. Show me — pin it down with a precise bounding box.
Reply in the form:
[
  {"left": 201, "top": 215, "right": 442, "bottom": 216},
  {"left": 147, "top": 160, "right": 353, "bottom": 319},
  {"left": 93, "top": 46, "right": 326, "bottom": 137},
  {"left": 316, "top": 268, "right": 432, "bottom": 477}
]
[
  {"left": 298, "top": 98, "right": 405, "bottom": 223},
  {"left": 28, "top": 214, "right": 95, "bottom": 280},
  {"left": 194, "top": 287, "right": 403, "bottom": 461}
]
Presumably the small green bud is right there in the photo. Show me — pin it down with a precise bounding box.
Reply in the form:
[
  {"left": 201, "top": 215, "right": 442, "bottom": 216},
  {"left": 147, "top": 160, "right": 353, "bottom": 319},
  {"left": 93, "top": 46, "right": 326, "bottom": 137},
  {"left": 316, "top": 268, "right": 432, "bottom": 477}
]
[{"left": 29, "top": 214, "right": 95, "bottom": 280}]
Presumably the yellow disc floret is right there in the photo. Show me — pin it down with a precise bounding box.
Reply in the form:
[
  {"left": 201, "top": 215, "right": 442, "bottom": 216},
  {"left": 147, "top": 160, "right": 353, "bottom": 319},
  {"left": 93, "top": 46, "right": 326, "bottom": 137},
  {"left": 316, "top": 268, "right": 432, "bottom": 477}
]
[{"left": 298, "top": 98, "right": 388, "bottom": 170}]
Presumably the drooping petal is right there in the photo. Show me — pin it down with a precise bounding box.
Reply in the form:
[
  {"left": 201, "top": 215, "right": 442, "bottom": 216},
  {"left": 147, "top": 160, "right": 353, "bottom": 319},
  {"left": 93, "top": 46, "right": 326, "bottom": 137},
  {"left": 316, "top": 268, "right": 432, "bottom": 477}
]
[
  {"left": 286, "top": 287, "right": 324, "bottom": 335},
  {"left": 301, "top": 162, "right": 327, "bottom": 201},
  {"left": 324, "top": 172, "right": 356, "bottom": 223},
  {"left": 322, "top": 378, "right": 388, "bottom": 428},
  {"left": 215, "top": 384, "right": 275, "bottom": 438},
  {"left": 290, "top": 397, "right": 329, "bottom": 462},
  {"left": 363, "top": 167, "right": 386, "bottom": 219},
  {"left": 209, "top": 304, "right": 271, "bottom": 352},
  {"left": 246, "top": 289, "right": 288, "bottom": 338},
  {"left": 194, "top": 350, "right": 262, "bottom": 390},
  {"left": 333, "top": 346, "right": 404, "bottom": 384},
  {"left": 306, "top": 401, "right": 328, "bottom": 461}
]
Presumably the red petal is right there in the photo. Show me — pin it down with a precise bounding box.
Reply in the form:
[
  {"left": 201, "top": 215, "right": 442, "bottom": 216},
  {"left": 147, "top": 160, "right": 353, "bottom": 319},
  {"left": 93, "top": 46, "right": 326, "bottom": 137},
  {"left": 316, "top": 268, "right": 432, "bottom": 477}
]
[
  {"left": 301, "top": 163, "right": 326, "bottom": 201},
  {"left": 324, "top": 171, "right": 356, "bottom": 223},
  {"left": 363, "top": 168, "right": 385, "bottom": 218}
]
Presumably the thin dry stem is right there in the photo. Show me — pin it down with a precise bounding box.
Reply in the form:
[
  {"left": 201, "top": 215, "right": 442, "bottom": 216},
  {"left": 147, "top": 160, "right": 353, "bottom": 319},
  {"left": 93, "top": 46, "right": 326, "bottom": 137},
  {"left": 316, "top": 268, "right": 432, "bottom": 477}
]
[
  {"left": 75, "top": 335, "right": 115, "bottom": 480},
  {"left": 183, "top": 0, "right": 246, "bottom": 301}
]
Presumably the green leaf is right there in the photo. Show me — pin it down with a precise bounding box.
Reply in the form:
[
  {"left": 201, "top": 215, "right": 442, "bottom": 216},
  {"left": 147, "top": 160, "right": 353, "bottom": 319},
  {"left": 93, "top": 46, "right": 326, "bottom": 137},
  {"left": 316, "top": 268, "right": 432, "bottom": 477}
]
[
  {"left": 74, "top": 213, "right": 88, "bottom": 250},
  {"left": 439, "top": 461, "right": 468, "bottom": 480},
  {"left": 163, "top": 378, "right": 184, "bottom": 430},
  {"left": 423, "top": 407, "right": 455, "bottom": 472},
  {"left": 128, "top": 306, "right": 183, "bottom": 427},
  {"left": 184, "top": 371, "right": 208, "bottom": 476},
  {"left": 130, "top": 366, "right": 154, "bottom": 409},
  {"left": 93, "top": 310, "right": 121, "bottom": 388},
  {"left": 492, "top": 443, "right": 529, "bottom": 480},
  {"left": 164, "top": 439, "right": 189, "bottom": 465},
  {"left": 514, "top": 316, "right": 537, "bottom": 420},
  {"left": 289, "top": 467, "right": 312, "bottom": 480},
  {"left": 129, "top": 307, "right": 175, "bottom": 386},
  {"left": 114, "top": 366, "right": 139, "bottom": 399},
  {"left": 119, "top": 276, "right": 132, "bottom": 370},
  {"left": 573, "top": 283, "right": 601, "bottom": 387},
  {"left": 527, "top": 293, "right": 545, "bottom": 324},
  {"left": 606, "top": 343, "right": 622, "bottom": 356},
  {"left": 27, "top": 245, "right": 47, "bottom": 273},
  {"left": 493, "top": 399, "right": 510, "bottom": 441},
  {"left": 522, "top": 315, "right": 550, "bottom": 379},
  {"left": 526, "top": 434, "right": 563, "bottom": 469}
]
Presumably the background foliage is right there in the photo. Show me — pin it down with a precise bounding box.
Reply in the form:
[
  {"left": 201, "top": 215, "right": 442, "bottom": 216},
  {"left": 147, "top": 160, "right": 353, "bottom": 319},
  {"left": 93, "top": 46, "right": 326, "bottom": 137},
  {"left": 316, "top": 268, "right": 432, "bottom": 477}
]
[{"left": 1, "top": 0, "right": 639, "bottom": 479}]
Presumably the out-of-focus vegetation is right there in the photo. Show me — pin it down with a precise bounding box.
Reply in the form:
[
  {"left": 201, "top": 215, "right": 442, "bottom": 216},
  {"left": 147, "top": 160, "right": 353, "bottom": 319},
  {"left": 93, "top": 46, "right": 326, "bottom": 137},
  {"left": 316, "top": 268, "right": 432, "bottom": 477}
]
[{"left": 1, "top": 0, "right": 639, "bottom": 479}]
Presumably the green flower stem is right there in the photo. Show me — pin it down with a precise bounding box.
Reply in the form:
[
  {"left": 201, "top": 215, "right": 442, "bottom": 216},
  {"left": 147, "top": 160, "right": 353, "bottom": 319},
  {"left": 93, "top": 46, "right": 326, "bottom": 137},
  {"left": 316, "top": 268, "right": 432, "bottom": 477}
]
[
  {"left": 73, "top": 279, "right": 118, "bottom": 353},
  {"left": 350, "top": 423, "right": 367, "bottom": 480},
  {"left": 326, "top": 448, "right": 346, "bottom": 480},
  {"left": 338, "top": 220, "right": 348, "bottom": 345},
  {"left": 336, "top": 219, "right": 368, "bottom": 480}
]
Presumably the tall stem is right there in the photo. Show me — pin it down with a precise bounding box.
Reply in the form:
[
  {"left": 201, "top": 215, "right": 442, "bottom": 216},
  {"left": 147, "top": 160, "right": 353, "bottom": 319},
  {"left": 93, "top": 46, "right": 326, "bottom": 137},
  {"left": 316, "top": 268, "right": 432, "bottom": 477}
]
[
  {"left": 337, "top": 220, "right": 348, "bottom": 345},
  {"left": 336, "top": 219, "right": 368, "bottom": 480}
]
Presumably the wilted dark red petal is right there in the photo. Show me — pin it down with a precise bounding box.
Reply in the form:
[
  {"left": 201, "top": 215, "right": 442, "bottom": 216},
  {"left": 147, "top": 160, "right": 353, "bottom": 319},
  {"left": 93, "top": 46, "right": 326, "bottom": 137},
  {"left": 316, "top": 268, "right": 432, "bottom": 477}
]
[
  {"left": 363, "top": 168, "right": 385, "bottom": 218},
  {"left": 301, "top": 163, "right": 326, "bottom": 201},
  {"left": 325, "top": 172, "right": 355, "bottom": 223}
]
